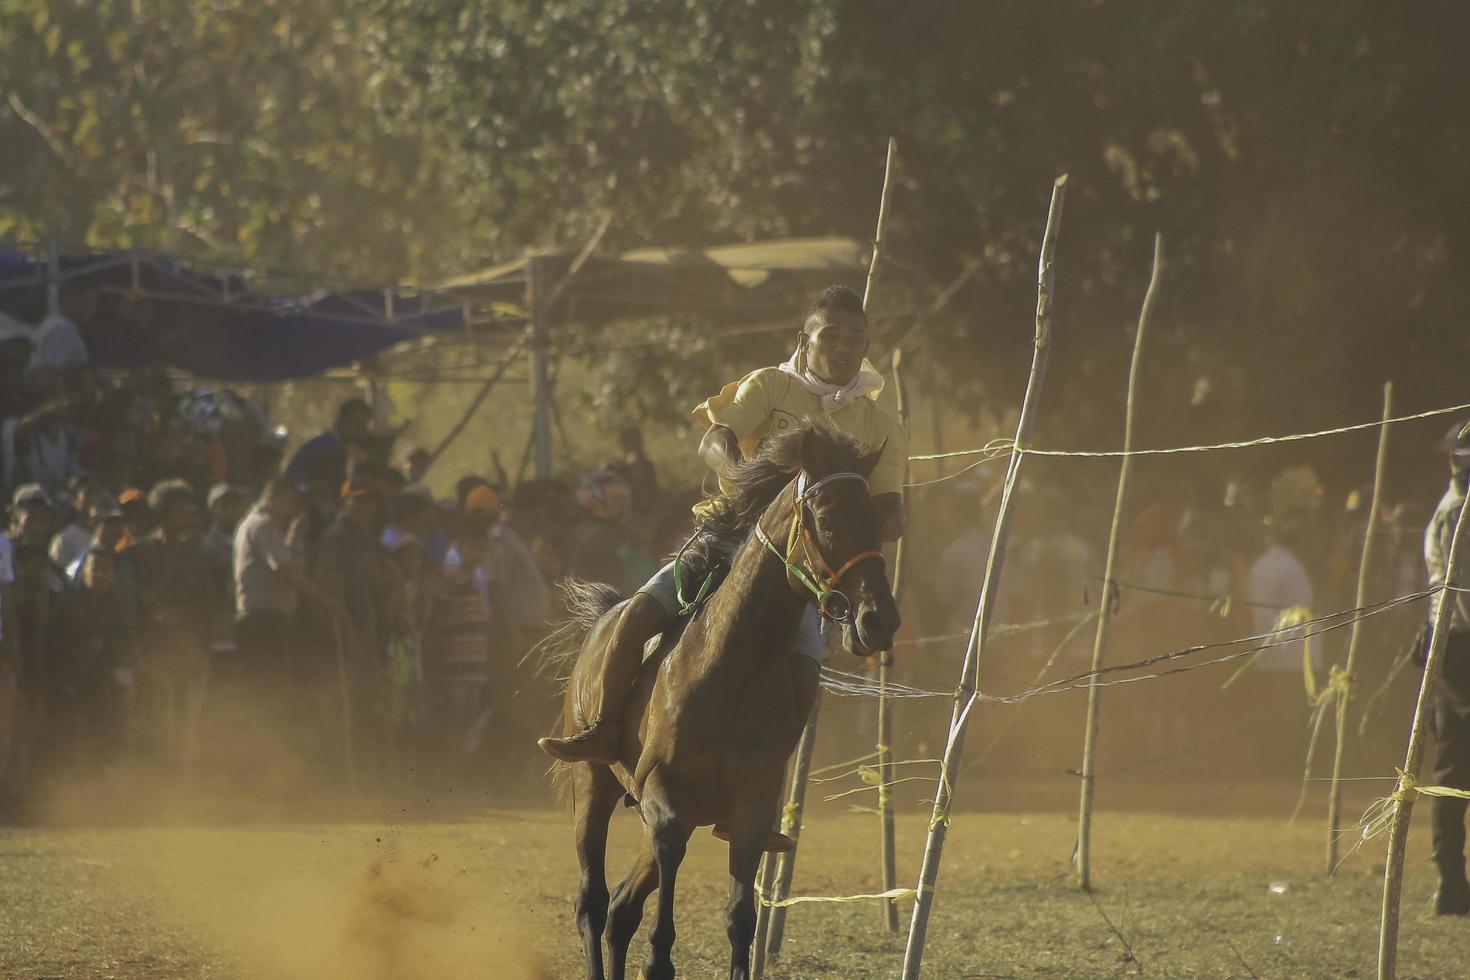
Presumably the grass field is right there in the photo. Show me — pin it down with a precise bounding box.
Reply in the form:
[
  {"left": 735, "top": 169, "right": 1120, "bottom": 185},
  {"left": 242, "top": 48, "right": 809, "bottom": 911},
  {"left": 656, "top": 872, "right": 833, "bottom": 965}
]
[{"left": 2, "top": 777, "right": 1468, "bottom": 980}]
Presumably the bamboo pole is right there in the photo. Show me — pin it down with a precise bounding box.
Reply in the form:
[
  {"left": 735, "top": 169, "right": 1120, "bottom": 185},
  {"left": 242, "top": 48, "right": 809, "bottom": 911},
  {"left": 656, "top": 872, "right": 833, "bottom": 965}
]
[
  {"left": 869, "top": 137, "right": 902, "bottom": 936},
  {"left": 750, "top": 835, "right": 782, "bottom": 978},
  {"left": 753, "top": 136, "right": 899, "bottom": 974},
  {"left": 901, "top": 175, "right": 1067, "bottom": 980},
  {"left": 879, "top": 345, "right": 911, "bottom": 932},
  {"left": 863, "top": 137, "right": 898, "bottom": 312},
  {"left": 1076, "top": 231, "right": 1163, "bottom": 891},
  {"left": 1377, "top": 488, "right": 1470, "bottom": 979},
  {"left": 1327, "top": 382, "right": 1393, "bottom": 874},
  {"left": 761, "top": 694, "right": 821, "bottom": 966}
]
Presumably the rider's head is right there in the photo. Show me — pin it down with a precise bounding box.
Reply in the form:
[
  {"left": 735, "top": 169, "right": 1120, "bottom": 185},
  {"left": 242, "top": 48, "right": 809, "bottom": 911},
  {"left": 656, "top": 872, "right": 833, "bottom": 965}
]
[{"left": 797, "top": 286, "right": 869, "bottom": 388}]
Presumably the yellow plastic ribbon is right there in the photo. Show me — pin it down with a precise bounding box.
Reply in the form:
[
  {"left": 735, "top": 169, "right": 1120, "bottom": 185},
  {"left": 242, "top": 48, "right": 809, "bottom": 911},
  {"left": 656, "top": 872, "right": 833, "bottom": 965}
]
[
  {"left": 1222, "top": 605, "right": 1313, "bottom": 690},
  {"left": 1357, "top": 770, "right": 1470, "bottom": 848},
  {"left": 780, "top": 801, "right": 802, "bottom": 836},
  {"left": 758, "top": 886, "right": 918, "bottom": 909}
]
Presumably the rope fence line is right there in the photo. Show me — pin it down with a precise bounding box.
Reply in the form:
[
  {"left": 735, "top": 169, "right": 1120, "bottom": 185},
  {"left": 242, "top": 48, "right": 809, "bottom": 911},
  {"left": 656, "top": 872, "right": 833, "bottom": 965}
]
[
  {"left": 889, "top": 611, "right": 1094, "bottom": 651},
  {"left": 821, "top": 587, "right": 1437, "bottom": 708},
  {"left": 907, "top": 399, "right": 1470, "bottom": 465},
  {"left": 981, "top": 590, "right": 1430, "bottom": 707}
]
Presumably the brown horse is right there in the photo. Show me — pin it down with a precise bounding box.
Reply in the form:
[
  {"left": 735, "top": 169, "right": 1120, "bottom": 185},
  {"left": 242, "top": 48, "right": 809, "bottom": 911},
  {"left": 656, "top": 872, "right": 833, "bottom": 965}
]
[{"left": 539, "top": 421, "right": 900, "bottom": 980}]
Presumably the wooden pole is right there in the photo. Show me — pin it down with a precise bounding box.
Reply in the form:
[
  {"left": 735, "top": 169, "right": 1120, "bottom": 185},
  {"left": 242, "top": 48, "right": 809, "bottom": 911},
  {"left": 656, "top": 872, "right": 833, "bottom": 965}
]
[
  {"left": 527, "top": 256, "right": 554, "bottom": 480},
  {"left": 753, "top": 137, "right": 900, "bottom": 973},
  {"left": 331, "top": 618, "right": 357, "bottom": 794},
  {"left": 1076, "top": 231, "right": 1163, "bottom": 891},
  {"left": 879, "top": 345, "right": 911, "bottom": 932},
  {"left": 1377, "top": 488, "right": 1470, "bottom": 979},
  {"left": 901, "top": 176, "right": 1067, "bottom": 980},
  {"left": 420, "top": 333, "right": 529, "bottom": 476},
  {"left": 1327, "top": 382, "right": 1394, "bottom": 874}
]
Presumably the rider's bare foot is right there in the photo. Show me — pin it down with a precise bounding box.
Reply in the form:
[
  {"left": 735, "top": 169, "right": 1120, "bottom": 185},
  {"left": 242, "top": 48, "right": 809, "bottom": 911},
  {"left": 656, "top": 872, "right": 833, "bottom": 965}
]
[
  {"left": 711, "top": 825, "right": 796, "bottom": 853},
  {"left": 538, "top": 721, "right": 623, "bottom": 765}
]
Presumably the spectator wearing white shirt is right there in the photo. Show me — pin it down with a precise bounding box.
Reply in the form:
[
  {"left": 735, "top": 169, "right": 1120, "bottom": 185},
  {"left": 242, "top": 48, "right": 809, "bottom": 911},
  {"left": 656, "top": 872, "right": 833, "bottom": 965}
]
[{"left": 1242, "top": 519, "right": 1315, "bottom": 781}]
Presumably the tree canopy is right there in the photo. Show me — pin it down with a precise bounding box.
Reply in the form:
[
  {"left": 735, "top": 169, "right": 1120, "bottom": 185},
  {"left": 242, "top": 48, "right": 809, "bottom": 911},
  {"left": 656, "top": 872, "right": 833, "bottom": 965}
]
[{"left": 4, "top": 1, "right": 1467, "bottom": 466}]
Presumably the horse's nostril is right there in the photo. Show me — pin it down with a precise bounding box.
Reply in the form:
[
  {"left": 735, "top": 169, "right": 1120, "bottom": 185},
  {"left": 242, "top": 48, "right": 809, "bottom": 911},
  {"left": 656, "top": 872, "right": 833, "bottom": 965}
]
[{"left": 858, "top": 608, "right": 889, "bottom": 643}]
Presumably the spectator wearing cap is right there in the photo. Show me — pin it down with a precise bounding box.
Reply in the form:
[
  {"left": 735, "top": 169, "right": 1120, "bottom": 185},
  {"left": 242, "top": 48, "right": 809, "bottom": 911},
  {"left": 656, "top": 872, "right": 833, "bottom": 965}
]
[
  {"left": 284, "top": 397, "right": 373, "bottom": 490},
  {"left": 44, "top": 546, "right": 135, "bottom": 771},
  {"left": 444, "top": 482, "right": 549, "bottom": 636},
  {"left": 1424, "top": 419, "right": 1470, "bottom": 915},
  {"left": 124, "top": 479, "right": 216, "bottom": 763}
]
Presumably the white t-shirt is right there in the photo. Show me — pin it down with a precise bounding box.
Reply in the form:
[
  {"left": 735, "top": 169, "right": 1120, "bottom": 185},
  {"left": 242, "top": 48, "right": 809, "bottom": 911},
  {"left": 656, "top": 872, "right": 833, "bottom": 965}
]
[
  {"left": 1247, "top": 543, "right": 1315, "bottom": 673},
  {"left": 49, "top": 523, "right": 92, "bottom": 570}
]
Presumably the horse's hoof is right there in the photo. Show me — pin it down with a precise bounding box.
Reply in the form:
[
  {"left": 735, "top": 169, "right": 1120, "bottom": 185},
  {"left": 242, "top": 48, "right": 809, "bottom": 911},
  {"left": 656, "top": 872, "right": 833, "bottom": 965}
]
[{"left": 711, "top": 825, "right": 796, "bottom": 853}]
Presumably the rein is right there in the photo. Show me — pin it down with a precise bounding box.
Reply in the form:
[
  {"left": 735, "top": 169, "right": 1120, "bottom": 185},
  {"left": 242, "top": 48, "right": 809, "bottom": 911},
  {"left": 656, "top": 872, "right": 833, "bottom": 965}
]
[{"left": 753, "top": 471, "right": 885, "bottom": 623}]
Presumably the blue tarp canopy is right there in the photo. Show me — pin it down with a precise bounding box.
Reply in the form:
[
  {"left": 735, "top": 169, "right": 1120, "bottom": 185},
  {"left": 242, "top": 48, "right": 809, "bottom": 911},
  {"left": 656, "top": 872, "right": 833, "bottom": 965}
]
[
  {"left": 0, "top": 247, "right": 468, "bottom": 382},
  {"left": 0, "top": 236, "right": 869, "bottom": 381}
]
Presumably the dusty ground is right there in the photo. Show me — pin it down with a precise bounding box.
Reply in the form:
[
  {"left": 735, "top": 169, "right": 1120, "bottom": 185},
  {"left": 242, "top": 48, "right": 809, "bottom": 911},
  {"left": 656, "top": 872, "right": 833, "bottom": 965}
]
[{"left": 2, "top": 774, "right": 1468, "bottom": 980}]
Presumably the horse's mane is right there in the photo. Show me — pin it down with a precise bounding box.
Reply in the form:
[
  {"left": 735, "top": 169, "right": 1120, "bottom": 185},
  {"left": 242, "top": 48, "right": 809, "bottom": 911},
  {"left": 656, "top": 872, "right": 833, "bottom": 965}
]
[{"left": 679, "top": 419, "right": 864, "bottom": 579}]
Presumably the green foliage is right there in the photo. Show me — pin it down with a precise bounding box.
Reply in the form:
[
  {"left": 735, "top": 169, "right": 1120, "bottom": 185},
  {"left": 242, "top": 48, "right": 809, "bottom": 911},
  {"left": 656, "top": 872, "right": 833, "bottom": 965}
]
[{"left": 5, "top": 1, "right": 1469, "bottom": 456}]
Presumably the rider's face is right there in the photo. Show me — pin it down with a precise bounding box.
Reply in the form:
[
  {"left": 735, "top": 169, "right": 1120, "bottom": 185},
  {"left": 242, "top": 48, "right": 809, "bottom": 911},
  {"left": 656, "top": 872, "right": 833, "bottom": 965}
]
[{"left": 800, "top": 310, "right": 869, "bottom": 387}]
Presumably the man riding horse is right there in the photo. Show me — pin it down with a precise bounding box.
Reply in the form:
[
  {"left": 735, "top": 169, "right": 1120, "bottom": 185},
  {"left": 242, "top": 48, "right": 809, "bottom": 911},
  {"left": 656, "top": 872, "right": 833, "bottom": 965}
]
[{"left": 539, "top": 284, "right": 907, "bottom": 766}]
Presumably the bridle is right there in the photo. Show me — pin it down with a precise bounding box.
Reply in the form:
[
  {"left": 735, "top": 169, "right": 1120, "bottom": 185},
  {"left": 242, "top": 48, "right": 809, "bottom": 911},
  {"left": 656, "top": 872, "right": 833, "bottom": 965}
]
[{"left": 753, "top": 471, "right": 885, "bottom": 623}]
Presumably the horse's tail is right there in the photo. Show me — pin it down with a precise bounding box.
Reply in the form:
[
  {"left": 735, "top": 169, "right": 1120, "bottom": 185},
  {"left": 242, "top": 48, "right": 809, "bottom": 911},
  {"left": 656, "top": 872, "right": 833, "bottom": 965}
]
[
  {"left": 530, "top": 578, "right": 625, "bottom": 684},
  {"left": 532, "top": 579, "right": 625, "bottom": 808}
]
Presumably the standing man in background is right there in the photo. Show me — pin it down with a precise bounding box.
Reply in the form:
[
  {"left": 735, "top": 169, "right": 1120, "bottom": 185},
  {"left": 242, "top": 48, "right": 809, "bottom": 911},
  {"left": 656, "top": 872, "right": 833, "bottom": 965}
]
[{"left": 1424, "top": 419, "right": 1470, "bottom": 915}]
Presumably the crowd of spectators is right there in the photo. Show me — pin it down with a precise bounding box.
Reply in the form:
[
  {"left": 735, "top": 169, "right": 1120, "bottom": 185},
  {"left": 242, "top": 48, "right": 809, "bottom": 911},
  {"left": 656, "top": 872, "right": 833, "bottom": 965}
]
[{"left": 0, "top": 302, "right": 683, "bottom": 803}]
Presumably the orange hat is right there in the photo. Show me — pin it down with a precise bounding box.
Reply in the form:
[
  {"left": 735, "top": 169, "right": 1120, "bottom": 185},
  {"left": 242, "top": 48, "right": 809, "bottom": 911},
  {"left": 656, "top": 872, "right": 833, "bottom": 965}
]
[{"left": 464, "top": 484, "right": 501, "bottom": 514}]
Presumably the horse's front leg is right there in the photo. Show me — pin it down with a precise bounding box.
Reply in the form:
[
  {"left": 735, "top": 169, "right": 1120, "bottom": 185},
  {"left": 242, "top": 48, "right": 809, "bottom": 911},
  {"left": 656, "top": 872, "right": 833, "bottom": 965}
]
[
  {"left": 723, "top": 810, "right": 773, "bottom": 980},
  {"left": 640, "top": 779, "right": 692, "bottom": 980}
]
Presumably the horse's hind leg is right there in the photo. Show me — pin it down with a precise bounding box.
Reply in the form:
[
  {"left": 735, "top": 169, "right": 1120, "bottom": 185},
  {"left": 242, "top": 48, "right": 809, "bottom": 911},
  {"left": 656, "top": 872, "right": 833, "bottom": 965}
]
[
  {"left": 606, "top": 838, "right": 658, "bottom": 980},
  {"left": 573, "top": 763, "right": 621, "bottom": 980}
]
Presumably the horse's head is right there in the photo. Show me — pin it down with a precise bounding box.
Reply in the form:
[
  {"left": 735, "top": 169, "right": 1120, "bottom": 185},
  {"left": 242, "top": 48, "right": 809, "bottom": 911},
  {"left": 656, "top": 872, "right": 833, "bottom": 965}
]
[{"left": 789, "top": 422, "right": 901, "bottom": 657}]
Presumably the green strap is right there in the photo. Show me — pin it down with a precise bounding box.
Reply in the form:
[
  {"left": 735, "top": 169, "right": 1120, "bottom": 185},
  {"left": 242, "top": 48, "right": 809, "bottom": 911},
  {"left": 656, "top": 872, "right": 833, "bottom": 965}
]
[
  {"left": 673, "top": 538, "right": 717, "bottom": 617},
  {"left": 754, "top": 523, "right": 828, "bottom": 605}
]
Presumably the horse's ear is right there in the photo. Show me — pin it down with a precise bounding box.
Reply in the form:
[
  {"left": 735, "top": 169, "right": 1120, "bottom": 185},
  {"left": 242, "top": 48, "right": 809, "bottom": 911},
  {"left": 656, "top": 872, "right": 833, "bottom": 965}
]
[{"left": 858, "top": 439, "right": 887, "bottom": 478}]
